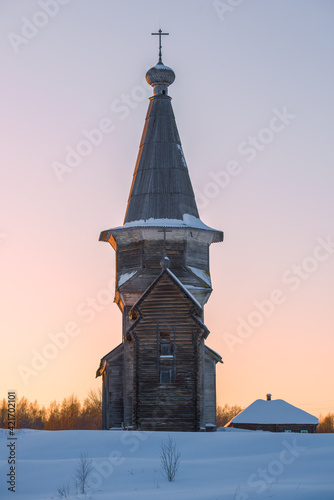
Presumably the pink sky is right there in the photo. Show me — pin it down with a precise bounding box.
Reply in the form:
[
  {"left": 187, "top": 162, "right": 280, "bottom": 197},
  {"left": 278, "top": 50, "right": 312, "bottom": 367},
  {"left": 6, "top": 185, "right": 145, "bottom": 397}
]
[{"left": 1, "top": 0, "right": 334, "bottom": 417}]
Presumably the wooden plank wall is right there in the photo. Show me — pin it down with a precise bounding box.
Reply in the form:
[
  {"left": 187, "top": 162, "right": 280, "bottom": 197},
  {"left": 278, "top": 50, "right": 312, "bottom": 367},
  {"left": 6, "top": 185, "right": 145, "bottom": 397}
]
[
  {"left": 123, "top": 340, "right": 134, "bottom": 428},
  {"left": 204, "top": 351, "right": 217, "bottom": 427},
  {"left": 106, "top": 348, "right": 124, "bottom": 428},
  {"left": 132, "top": 273, "right": 203, "bottom": 431},
  {"left": 232, "top": 423, "right": 317, "bottom": 433}
]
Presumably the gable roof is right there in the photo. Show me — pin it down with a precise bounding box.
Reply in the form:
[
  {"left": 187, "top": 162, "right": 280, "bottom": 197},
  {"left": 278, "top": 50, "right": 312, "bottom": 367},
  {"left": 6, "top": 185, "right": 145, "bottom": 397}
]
[
  {"left": 166, "top": 268, "right": 203, "bottom": 310},
  {"left": 130, "top": 267, "right": 203, "bottom": 317},
  {"left": 231, "top": 399, "right": 319, "bottom": 425}
]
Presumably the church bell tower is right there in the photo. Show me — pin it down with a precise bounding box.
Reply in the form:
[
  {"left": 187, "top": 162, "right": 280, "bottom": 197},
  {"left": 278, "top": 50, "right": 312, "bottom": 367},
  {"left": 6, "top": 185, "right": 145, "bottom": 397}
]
[{"left": 96, "top": 32, "right": 223, "bottom": 431}]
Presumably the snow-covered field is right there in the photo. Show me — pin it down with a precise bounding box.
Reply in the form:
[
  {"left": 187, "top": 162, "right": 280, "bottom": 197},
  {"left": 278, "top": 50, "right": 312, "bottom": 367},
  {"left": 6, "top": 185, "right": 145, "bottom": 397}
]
[{"left": 1, "top": 428, "right": 333, "bottom": 500}]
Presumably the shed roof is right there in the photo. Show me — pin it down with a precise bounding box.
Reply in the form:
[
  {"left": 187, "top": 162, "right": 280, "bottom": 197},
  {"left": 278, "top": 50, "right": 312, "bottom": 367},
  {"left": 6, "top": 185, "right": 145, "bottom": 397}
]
[
  {"left": 231, "top": 399, "right": 319, "bottom": 425},
  {"left": 205, "top": 345, "right": 223, "bottom": 363},
  {"left": 96, "top": 343, "right": 123, "bottom": 377}
]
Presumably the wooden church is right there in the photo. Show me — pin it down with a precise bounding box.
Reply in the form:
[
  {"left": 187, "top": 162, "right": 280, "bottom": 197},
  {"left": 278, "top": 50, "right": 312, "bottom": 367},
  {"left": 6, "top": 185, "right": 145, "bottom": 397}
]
[{"left": 96, "top": 32, "right": 224, "bottom": 431}]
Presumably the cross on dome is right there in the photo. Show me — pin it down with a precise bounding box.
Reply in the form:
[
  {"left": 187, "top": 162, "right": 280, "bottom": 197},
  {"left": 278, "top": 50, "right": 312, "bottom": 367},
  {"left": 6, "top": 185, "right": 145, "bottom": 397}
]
[
  {"left": 151, "top": 28, "right": 169, "bottom": 63},
  {"left": 146, "top": 29, "right": 175, "bottom": 93}
]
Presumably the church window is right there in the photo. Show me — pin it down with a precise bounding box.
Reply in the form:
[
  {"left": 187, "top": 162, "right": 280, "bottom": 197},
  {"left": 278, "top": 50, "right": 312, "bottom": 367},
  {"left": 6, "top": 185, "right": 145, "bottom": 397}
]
[
  {"left": 160, "top": 369, "right": 172, "bottom": 384},
  {"left": 160, "top": 331, "right": 172, "bottom": 356},
  {"left": 157, "top": 323, "right": 176, "bottom": 385},
  {"left": 161, "top": 343, "right": 171, "bottom": 356}
]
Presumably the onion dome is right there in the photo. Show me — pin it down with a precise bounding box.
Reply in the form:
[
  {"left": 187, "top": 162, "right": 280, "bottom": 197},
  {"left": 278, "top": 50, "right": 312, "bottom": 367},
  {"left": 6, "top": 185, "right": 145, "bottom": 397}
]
[{"left": 146, "top": 62, "right": 175, "bottom": 88}]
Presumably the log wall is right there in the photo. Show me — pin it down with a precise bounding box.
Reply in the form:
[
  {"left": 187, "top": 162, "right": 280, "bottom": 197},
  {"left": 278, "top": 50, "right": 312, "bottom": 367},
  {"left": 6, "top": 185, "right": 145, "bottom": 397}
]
[
  {"left": 231, "top": 423, "right": 317, "bottom": 433},
  {"left": 132, "top": 273, "right": 203, "bottom": 431},
  {"left": 204, "top": 349, "right": 217, "bottom": 428},
  {"left": 105, "top": 347, "right": 124, "bottom": 428}
]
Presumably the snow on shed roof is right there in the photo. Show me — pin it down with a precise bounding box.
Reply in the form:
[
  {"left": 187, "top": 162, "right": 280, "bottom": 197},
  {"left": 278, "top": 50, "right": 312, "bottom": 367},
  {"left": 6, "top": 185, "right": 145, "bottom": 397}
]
[{"left": 231, "top": 399, "right": 319, "bottom": 425}]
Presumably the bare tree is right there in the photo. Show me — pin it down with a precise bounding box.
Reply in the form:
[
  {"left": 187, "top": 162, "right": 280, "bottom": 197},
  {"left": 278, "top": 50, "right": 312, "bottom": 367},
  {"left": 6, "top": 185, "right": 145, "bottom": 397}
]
[
  {"left": 0, "top": 398, "right": 7, "bottom": 428},
  {"left": 81, "top": 389, "right": 102, "bottom": 429},
  {"left": 216, "top": 404, "right": 244, "bottom": 428},
  {"left": 56, "top": 483, "right": 70, "bottom": 498},
  {"left": 60, "top": 395, "right": 81, "bottom": 430},
  {"left": 317, "top": 413, "right": 334, "bottom": 433},
  {"left": 160, "top": 435, "right": 181, "bottom": 482},
  {"left": 44, "top": 400, "right": 61, "bottom": 430},
  {"left": 74, "top": 452, "right": 93, "bottom": 494}
]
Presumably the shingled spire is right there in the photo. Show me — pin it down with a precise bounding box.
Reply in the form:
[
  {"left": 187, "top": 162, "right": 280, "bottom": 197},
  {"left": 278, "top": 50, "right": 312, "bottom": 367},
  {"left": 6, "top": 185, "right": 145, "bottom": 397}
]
[{"left": 124, "top": 59, "right": 199, "bottom": 224}]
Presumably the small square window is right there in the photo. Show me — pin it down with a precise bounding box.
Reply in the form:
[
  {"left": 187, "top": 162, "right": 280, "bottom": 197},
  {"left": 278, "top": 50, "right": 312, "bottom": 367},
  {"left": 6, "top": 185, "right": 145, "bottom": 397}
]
[
  {"left": 160, "top": 370, "right": 171, "bottom": 383},
  {"left": 161, "top": 343, "right": 171, "bottom": 356}
]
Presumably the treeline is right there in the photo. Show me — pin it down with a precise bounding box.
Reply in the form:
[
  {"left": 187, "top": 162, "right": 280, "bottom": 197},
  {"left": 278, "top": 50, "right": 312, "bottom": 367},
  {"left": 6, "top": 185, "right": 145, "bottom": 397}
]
[
  {"left": 216, "top": 404, "right": 244, "bottom": 428},
  {"left": 0, "top": 390, "right": 101, "bottom": 430},
  {"left": 317, "top": 413, "right": 334, "bottom": 433},
  {"left": 1, "top": 395, "right": 333, "bottom": 432}
]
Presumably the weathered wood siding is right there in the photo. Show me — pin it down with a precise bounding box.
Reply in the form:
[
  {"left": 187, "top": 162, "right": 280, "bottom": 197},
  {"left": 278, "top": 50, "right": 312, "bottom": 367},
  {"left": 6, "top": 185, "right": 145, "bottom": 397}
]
[
  {"left": 123, "top": 340, "right": 134, "bottom": 428},
  {"left": 230, "top": 423, "right": 317, "bottom": 433},
  {"left": 132, "top": 273, "right": 203, "bottom": 431},
  {"left": 204, "top": 349, "right": 217, "bottom": 428},
  {"left": 143, "top": 240, "right": 185, "bottom": 269},
  {"left": 101, "top": 371, "right": 107, "bottom": 430},
  {"left": 105, "top": 347, "right": 124, "bottom": 428},
  {"left": 115, "top": 230, "right": 214, "bottom": 309},
  {"left": 117, "top": 241, "right": 143, "bottom": 279},
  {"left": 184, "top": 238, "right": 209, "bottom": 271}
]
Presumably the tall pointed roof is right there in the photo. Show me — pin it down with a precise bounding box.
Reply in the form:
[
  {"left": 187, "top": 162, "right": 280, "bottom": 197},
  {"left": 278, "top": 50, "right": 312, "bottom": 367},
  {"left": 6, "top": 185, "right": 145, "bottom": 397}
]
[{"left": 124, "top": 60, "right": 200, "bottom": 224}]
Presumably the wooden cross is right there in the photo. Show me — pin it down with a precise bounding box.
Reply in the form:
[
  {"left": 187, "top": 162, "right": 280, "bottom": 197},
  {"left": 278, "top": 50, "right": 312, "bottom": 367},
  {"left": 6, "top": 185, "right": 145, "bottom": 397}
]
[
  {"left": 151, "top": 29, "right": 169, "bottom": 63},
  {"left": 158, "top": 228, "right": 172, "bottom": 249}
]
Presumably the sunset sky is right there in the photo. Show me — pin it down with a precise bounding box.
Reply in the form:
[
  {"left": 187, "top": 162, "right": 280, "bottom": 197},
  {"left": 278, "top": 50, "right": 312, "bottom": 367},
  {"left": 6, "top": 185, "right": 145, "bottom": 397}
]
[{"left": 1, "top": 0, "right": 333, "bottom": 417}]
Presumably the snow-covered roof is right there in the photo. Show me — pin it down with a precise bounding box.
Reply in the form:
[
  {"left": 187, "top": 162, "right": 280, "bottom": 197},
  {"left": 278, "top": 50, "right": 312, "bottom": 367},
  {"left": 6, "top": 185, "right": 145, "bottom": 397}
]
[
  {"left": 120, "top": 214, "right": 218, "bottom": 232},
  {"left": 129, "top": 267, "right": 203, "bottom": 317},
  {"left": 118, "top": 270, "right": 137, "bottom": 287},
  {"left": 231, "top": 399, "right": 318, "bottom": 425},
  {"left": 166, "top": 268, "right": 203, "bottom": 311},
  {"left": 188, "top": 265, "right": 212, "bottom": 287},
  {"left": 100, "top": 213, "right": 224, "bottom": 245}
]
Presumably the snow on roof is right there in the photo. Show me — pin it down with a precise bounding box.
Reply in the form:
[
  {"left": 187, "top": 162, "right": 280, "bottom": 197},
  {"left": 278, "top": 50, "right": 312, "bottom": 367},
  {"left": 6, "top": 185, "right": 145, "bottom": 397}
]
[
  {"left": 232, "top": 399, "right": 319, "bottom": 425},
  {"left": 176, "top": 143, "right": 187, "bottom": 168},
  {"left": 166, "top": 268, "right": 203, "bottom": 311},
  {"left": 188, "top": 266, "right": 212, "bottom": 287},
  {"left": 101, "top": 214, "right": 224, "bottom": 244},
  {"left": 118, "top": 270, "right": 137, "bottom": 287},
  {"left": 120, "top": 214, "right": 217, "bottom": 231},
  {"left": 129, "top": 267, "right": 203, "bottom": 316}
]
